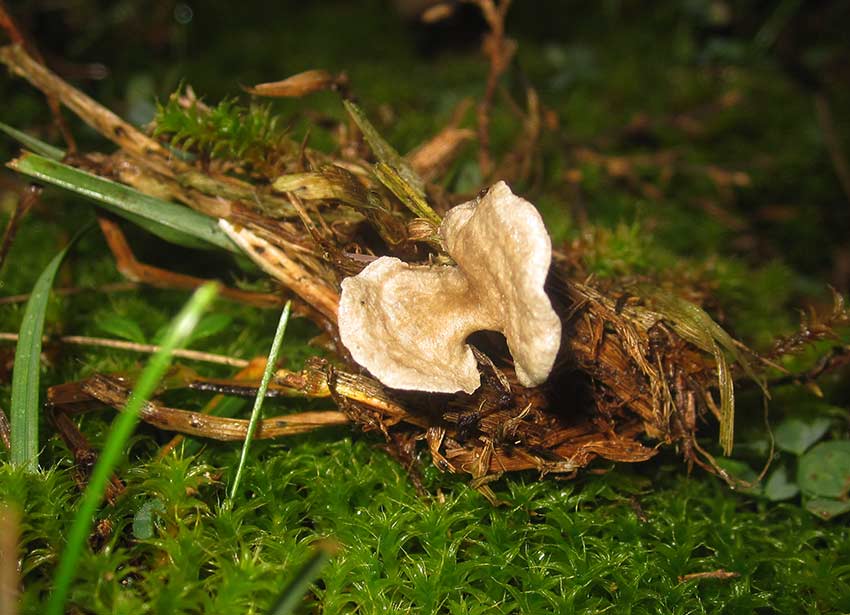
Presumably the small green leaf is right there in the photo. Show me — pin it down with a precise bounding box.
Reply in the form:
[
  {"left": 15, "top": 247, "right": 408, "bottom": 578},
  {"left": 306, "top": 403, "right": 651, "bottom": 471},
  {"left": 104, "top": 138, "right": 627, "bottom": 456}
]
[
  {"left": 774, "top": 417, "right": 831, "bottom": 456},
  {"left": 805, "top": 498, "right": 850, "bottom": 521},
  {"left": 798, "top": 441, "right": 850, "bottom": 499},
  {"left": 764, "top": 465, "right": 799, "bottom": 502},
  {"left": 97, "top": 315, "right": 147, "bottom": 344},
  {"left": 10, "top": 225, "right": 90, "bottom": 471},
  {"left": 132, "top": 498, "right": 166, "bottom": 539}
]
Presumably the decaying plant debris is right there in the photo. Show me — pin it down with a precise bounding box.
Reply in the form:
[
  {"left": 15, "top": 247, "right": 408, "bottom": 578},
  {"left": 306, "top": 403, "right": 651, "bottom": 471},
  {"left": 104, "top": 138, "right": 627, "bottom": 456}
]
[{"left": 1, "top": 12, "right": 847, "bottom": 505}]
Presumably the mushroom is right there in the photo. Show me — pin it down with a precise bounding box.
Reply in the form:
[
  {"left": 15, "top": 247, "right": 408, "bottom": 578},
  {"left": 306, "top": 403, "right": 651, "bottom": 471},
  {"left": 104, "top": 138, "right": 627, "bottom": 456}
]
[{"left": 338, "top": 181, "right": 561, "bottom": 393}]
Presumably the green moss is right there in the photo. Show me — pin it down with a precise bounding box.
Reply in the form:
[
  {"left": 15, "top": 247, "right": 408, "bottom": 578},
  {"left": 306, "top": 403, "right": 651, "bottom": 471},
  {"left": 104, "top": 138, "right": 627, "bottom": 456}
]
[{"left": 154, "top": 91, "right": 295, "bottom": 178}]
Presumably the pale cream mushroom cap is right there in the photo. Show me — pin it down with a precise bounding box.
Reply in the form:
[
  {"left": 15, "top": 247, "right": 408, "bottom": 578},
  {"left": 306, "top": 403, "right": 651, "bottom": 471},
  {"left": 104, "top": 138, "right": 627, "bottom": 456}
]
[{"left": 338, "top": 181, "right": 561, "bottom": 393}]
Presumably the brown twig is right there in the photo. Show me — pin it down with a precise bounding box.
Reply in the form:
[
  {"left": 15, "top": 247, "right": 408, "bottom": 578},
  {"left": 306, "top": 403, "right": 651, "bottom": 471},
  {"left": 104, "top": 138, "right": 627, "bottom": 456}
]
[
  {"left": 407, "top": 98, "right": 475, "bottom": 181},
  {"left": 158, "top": 358, "right": 267, "bottom": 457},
  {"left": 50, "top": 409, "right": 125, "bottom": 505},
  {"left": 0, "top": 44, "right": 173, "bottom": 168},
  {"left": 219, "top": 220, "right": 340, "bottom": 321},
  {"left": 82, "top": 373, "right": 349, "bottom": 440},
  {"left": 0, "top": 332, "right": 250, "bottom": 368},
  {"left": 678, "top": 570, "right": 740, "bottom": 583},
  {"left": 766, "top": 344, "right": 850, "bottom": 390},
  {"left": 97, "top": 215, "right": 285, "bottom": 309},
  {"left": 465, "top": 0, "right": 515, "bottom": 177}
]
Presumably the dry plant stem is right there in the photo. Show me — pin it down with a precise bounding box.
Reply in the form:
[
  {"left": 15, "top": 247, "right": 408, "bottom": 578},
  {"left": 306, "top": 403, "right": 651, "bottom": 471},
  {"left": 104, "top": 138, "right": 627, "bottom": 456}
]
[
  {"left": 0, "top": 45, "right": 271, "bottom": 220},
  {"left": 678, "top": 570, "right": 740, "bottom": 583},
  {"left": 0, "top": 332, "right": 250, "bottom": 368},
  {"left": 244, "top": 69, "right": 348, "bottom": 98},
  {"left": 495, "top": 87, "right": 541, "bottom": 185},
  {"left": 0, "top": 45, "right": 175, "bottom": 168},
  {"left": 466, "top": 0, "right": 514, "bottom": 177},
  {"left": 191, "top": 367, "right": 418, "bottom": 429},
  {"left": 97, "top": 216, "right": 284, "bottom": 309},
  {"left": 0, "top": 504, "right": 19, "bottom": 615},
  {"left": 0, "top": 3, "right": 76, "bottom": 153},
  {"left": 0, "top": 183, "right": 39, "bottom": 271},
  {"left": 219, "top": 220, "right": 340, "bottom": 321},
  {"left": 103, "top": 152, "right": 231, "bottom": 219},
  {"left": 766, "top": 344, "right": 850, "bottom": 389},
  {"left": 159, "top": 359, "right": 267, "bottom": 457},
  {"left": 0, "top": 281, "right": 139, "bottom": 305},
  {"left": 80, "top": 374, "right": 348, "bottom": 440}
]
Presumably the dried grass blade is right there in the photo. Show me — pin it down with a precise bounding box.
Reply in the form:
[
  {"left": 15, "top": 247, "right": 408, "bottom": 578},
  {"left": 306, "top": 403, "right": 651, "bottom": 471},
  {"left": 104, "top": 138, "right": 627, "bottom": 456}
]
[
  {"left": 373, "top": 162, "right": 441, "bottom": 224},
  {"left": 10, "top": 224, "right": 89, "bottom": 471},
  {"left": 46, "top": 282, "right": 219, "bottom": 615},
  {"left": 273, "top": 165, "right": 371, "bottom": 209},
  {"left": 7, "top": 152, "right": 239, "bottom": 254},
  {"left": 229, "top": 300, "right": 292, "bottom": 500},
  {"left": 342, "top": 100, "right": 428, "bottom": 199}
]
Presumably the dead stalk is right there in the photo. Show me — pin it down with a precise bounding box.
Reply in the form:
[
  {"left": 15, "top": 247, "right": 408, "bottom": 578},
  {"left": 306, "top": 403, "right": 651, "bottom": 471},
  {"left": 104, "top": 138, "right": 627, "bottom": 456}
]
[
  {"left": 466, "top": 0, "right": 514, "bottom": 177},
  {"left": 0, "top": 45, "right": 174, "bottom": 167},
  {"left": 0, "top": 332, "right": 250, "bottom": 368}
]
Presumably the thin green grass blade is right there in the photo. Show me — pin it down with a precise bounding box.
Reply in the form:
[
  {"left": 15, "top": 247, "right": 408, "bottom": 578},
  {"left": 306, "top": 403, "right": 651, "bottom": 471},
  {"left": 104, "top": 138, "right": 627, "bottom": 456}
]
[
  {"left": 0, "top": 121, "right": 65, "bottom": 160},
  {"left": 45, "top": 283, "right": 219, "bottom": 615},
  {"left": 267, "top": 540, "right": 338, "bottom": 615},
  {"left": 7, "top": 152, "right": 240, "bottom": 254},
  {"left": 229, "top": 300, "right": 292, "bottom": 500},
  {"left": 10, "top": 224, "right": 91, "bottom": 472}
]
